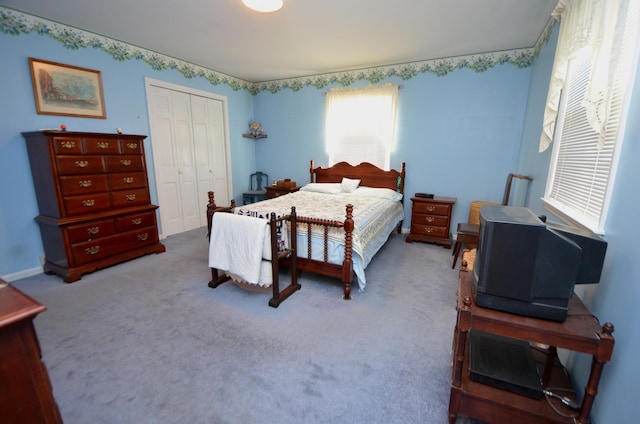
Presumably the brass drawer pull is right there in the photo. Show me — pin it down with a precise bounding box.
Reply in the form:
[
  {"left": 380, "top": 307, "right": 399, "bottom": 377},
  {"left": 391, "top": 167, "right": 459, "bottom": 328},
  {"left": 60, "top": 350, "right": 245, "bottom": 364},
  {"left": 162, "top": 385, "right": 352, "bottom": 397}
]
[
  {"left": 131, "top": 218, "right": 142, "bottom": 225},
  {"left": 425, "top": 216, "right": 434, "bottom": 223},
  {"left": 61, "top": 141, "right": 76, "bottom": 149},
  {"left": 426, "top": 206, "right": 436, "bottom": 212},
  {"left": 75, "top": 160, "right": 89, "bottom": 168},
  {"left": 424, "top": 227, "right": 434, "bottom": 233},
  {"left": 82, "top": 199, "right": 95, "bottom": 207},
  {"left": 123, "top": 177, "right": 134, "bottom": 184},
  {"left": 125, "top": 194, "right": 136, "bottom": 201},
  {"left": 137, "top": 233, "right": 149, "bottom": 241},
  {"left": 97, "top": 142, "right": 110, "bottom": 149},
  {"left": 85, "top": 246, "right": 100, "bottom": 255},
  {"left": 120, "top": 159, "right": 132, "bottom": 166},
  {"left": 126, "top": 142, "right": 138, "bottom": 149},
  {"left": 79, "top": 180, "right": 92, "bottom": 188},
  {"left": 87, "top": 227, "right": 100, "bottom": 235}
]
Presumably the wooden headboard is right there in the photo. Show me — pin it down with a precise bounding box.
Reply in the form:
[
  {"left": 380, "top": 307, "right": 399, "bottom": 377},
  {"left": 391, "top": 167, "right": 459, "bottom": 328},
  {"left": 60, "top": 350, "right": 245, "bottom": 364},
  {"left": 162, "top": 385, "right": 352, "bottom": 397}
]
[{"left": 309, "top": 160, "right": 406, "bottom": 195}]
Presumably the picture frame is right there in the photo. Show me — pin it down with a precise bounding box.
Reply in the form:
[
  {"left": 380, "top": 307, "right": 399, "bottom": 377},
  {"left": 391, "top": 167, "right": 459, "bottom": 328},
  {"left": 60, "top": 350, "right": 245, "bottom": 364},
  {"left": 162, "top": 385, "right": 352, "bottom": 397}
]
[{"left": 29, "top": 58, "right": 107, "bottom": 119}]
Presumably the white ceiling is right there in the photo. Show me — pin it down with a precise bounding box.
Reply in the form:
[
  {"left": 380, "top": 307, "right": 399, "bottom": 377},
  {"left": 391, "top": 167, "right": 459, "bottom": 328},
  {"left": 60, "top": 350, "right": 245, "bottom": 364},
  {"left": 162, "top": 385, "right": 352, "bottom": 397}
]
[{"left": 0, "top": 0, "right": 558, "bottom": 82}]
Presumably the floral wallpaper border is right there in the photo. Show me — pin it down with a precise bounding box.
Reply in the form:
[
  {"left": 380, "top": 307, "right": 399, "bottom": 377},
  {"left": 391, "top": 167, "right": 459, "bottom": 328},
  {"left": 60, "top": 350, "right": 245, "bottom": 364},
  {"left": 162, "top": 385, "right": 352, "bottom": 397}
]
[{"left": 1, "top": 6, "right": 554, "bottom": 95}]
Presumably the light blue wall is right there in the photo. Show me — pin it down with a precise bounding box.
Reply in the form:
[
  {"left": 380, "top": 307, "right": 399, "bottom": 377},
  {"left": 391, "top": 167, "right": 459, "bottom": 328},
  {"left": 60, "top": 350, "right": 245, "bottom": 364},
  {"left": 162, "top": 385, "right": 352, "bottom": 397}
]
[
  {"left": 0, "top": 32, "right": 254, "bottom": 279},
  {"left": 517, "top": 24, "right": 640, "bottom": 424},
  {"left": 571, "top": 55, "right": 640, "bottom": 424},
  {"left": 253, "top": 66, "right": 531, "bottom": 228}
]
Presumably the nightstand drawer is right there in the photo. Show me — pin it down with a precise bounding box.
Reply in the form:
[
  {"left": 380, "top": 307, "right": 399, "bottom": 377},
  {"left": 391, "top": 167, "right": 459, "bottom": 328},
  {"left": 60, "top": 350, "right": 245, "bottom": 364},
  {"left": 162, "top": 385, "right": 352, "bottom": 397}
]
[
  {"left": 410, "top": 223, "right": 448, "bottom": 238},
  {"left": 412, "top": 213, "right": 449, "bottom": 227},
  {"left": 413, "top": 202, "right": 451, "bottom": 216}
]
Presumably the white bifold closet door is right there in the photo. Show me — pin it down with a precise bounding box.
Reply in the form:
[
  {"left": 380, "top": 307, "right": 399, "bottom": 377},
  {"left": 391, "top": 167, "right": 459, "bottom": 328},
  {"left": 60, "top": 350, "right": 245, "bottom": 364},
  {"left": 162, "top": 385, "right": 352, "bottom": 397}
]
[{"left": 146, "top": 79, "right": 231, "bottom": 237}]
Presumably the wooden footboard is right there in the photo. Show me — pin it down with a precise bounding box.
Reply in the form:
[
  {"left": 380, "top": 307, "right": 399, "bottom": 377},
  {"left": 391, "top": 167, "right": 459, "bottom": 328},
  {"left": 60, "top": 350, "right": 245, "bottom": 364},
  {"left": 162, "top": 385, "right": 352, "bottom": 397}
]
[{"left": 206, "top": 191, "right": 355, "bottom": 300}]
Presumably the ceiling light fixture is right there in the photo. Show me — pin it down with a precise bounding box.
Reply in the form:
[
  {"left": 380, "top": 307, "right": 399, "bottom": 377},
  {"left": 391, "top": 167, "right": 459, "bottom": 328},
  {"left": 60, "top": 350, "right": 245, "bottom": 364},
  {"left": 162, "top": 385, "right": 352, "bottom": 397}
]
[{"left": 242, "top": 0, "right": 283, "bottom": 13}]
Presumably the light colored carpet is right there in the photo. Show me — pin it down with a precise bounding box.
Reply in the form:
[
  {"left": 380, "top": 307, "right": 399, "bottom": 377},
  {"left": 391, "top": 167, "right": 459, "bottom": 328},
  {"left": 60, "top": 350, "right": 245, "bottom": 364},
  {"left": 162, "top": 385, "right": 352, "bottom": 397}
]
[{"left": 13, "top": 228, "right": 481, "bottom": 424}]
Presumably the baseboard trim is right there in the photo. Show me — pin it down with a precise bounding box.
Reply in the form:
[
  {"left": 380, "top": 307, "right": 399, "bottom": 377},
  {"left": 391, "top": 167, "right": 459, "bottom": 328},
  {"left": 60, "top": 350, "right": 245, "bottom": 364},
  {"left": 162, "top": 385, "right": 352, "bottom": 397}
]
[{"left": 1, "top": 266, "right": 43, "bottom": 283}]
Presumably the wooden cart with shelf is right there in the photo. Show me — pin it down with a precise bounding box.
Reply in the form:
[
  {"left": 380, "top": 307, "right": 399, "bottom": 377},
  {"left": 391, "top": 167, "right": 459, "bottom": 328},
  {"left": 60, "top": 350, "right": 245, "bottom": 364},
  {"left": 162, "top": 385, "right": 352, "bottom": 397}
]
[{"left": 449, "top": 259, "right": 615, "bottom": 424}]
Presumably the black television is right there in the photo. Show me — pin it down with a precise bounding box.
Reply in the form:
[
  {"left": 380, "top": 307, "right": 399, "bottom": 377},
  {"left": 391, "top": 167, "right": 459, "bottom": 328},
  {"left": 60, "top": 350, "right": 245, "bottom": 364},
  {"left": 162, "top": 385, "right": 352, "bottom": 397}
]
[{"left": 472, "top": 206, "right": 607, "bottom": 322}]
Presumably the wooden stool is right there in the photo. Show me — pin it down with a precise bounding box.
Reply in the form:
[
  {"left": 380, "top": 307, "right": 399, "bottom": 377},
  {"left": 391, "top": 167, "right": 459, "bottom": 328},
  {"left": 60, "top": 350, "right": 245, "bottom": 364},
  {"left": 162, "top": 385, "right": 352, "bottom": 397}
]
[{"left": 452, "top": 223, "right": 479, "bottom": 269}]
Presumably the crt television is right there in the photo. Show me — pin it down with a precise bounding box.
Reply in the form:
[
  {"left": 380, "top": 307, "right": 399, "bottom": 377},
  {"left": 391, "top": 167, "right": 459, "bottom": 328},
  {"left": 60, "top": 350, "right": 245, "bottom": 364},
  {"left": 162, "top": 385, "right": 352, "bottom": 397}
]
[{"left": 472, "top": 206, "right": 607, "bottom": 322}]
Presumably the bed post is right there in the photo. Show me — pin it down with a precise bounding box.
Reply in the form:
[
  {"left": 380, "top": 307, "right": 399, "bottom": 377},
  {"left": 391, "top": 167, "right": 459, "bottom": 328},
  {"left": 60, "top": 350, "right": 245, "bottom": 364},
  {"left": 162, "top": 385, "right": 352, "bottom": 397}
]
[
  {"left": 309, "top": 160, "right": 315, "bottom": 183},
  {"left": 206, "top": 191, "right": 216, "bottom": 238},
  {"left": 342, "top": 204, "right": 354, "bottom": 300},
  {"left": 397, "top": 162, "right": 407, "bottom": 233}
]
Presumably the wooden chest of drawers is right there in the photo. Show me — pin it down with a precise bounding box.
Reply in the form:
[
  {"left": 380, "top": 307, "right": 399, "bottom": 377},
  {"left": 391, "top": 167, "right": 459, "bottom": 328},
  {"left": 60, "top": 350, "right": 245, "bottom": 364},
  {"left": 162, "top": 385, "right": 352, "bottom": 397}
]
[
  {"left": 24, "top": 130, "right": 165, "bottom": 282},
  {"left": 405, "top": 196, "right": 456, "bottom": 248}
]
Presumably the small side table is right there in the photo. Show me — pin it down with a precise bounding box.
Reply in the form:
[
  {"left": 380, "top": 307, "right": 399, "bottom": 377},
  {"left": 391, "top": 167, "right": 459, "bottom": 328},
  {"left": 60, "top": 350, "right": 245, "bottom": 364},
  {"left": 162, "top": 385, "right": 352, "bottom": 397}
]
[
  {"left": 266, "top": 185, "right": 300, "bottom": 199},
  {"left": 406, "top": 196, "right": 456, "bottom": 248}
]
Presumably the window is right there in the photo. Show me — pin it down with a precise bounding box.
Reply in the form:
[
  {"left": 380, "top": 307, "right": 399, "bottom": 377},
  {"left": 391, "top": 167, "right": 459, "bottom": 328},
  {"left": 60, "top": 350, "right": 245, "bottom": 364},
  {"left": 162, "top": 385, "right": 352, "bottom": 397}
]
[
  {"left": 325, "top": 84, "right": 398, "bottom": 170},
  {"left": 541, "top": 0, "right": 639, "bottom": 233}
]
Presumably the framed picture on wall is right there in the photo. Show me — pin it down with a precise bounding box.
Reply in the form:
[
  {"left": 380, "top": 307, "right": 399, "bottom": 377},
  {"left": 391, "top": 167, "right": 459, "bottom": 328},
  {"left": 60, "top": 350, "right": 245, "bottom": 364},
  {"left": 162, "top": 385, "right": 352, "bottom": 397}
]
[{"left": 29, "top": 58, "right": 107, "bottom": 119}]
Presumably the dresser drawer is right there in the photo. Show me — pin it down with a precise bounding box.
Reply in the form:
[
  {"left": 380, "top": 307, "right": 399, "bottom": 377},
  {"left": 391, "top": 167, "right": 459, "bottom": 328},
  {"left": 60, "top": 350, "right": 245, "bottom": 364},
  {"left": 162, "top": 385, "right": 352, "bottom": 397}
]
[
  {"left": 66, "top": 219, "right": 116, "bottom": 243},
  {"left": 120, "top": 139, "right": 143, "bottom": 154},
  {"left": 410, "top": 223, "right": 448, "bottom": 238},
  {"left": 111, "top": 188, "right": 150, "bottom": 208},
  {"left": 413, "top": 202, "right": 451, "bottom": 216},
  {"left": 84, "top": 138, "right": 121, "bottom": 154},
  {"left": 411, "top": 213, "right": 449, "bottom": 227},
  {"left": 105, "top": 155, "right": 144, "bottom": 173},
  {"left": 107, "top": 172, "right": 147, "bottom": 190},
  {"left": 56, "top": 156, "right": 105, "bottom": 175},
  {"left": 115, "top": 211, "right": 156, "bottom": 232},
  {"left": 63, "top": 192, "right": 111, "bottom": 216},
  {"left": 53, "top": 137, "right": 82, "bottom": 154},
  {"left": 59, "top": 175, "right": 109, "bottom": 196},
  {"left": 70, "top": 226, "right": 158, "bottom": 266}
]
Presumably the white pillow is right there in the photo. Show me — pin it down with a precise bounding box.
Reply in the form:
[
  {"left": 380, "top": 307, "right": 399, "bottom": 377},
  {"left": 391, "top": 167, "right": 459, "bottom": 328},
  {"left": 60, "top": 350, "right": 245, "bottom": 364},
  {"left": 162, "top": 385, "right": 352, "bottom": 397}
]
[
  {"left": 340, "top": 177, "right": 361, "bottom": 193},
  {"left": 352, "top": 186, "right": 403, "bottom": 202},
  {"left": 299, "top": 183, "right": 342, "bottom": 194}
]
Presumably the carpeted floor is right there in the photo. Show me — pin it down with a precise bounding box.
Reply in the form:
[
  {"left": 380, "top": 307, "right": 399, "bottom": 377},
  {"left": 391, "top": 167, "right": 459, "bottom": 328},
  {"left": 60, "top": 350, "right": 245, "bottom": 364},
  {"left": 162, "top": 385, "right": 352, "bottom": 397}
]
[{"left": 12, "top": 228, "right": 481, "bottom": 424}]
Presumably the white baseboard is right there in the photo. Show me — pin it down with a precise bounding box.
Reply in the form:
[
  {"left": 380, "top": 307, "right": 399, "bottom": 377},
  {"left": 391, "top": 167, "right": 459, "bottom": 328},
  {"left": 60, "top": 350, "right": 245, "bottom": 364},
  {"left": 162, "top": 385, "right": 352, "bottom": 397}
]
[{"left": 1, "top": 266, "right": 43, "bottom": 283}]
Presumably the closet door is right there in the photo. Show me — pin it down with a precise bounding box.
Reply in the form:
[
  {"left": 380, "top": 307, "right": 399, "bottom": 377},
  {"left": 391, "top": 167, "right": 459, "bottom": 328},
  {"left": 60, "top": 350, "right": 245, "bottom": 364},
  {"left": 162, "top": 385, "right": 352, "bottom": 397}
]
[
  {"left": 146, "top": 80, "right": 231, "bottom": 236},
  {"left": 191, "top": 95, "right": 230, "bottom": 226}
]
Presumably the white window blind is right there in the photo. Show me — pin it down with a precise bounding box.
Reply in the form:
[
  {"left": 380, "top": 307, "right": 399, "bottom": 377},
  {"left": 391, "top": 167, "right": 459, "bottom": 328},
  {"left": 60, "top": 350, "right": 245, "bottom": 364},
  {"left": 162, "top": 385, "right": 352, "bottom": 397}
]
[
  {"left": 325, "top": 84, "right": 398, "bottom": 170},
  {"left": 543, "top": 0, "right": 639, "bottom": 233}
]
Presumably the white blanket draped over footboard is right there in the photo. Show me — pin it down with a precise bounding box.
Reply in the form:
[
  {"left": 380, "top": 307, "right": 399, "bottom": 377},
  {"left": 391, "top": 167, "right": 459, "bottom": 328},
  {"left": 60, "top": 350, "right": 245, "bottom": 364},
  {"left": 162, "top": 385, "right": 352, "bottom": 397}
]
[{"left": 208, "top": 212, "right": 276, "bottom": 286}]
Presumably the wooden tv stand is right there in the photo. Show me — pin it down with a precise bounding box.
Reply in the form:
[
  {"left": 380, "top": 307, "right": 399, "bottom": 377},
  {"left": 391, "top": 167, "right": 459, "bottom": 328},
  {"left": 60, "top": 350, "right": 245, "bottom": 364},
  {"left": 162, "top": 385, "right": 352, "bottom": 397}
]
[{"left": 449, "top": 262, "right": 615, "bottom": 424}]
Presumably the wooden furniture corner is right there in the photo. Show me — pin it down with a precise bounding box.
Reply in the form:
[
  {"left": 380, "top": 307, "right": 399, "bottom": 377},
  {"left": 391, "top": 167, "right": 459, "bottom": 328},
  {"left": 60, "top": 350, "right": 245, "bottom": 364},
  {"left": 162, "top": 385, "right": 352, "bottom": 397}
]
[{"left": 0, "top": 280, "right": 62, "bottom": 423}]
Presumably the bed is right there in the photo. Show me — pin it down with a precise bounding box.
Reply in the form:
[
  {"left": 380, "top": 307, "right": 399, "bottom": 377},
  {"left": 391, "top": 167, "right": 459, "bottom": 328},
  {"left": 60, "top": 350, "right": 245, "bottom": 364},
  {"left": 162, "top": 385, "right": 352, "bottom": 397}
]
[{"left": 207, "top": 160, "right": 406, "bottom": 299}]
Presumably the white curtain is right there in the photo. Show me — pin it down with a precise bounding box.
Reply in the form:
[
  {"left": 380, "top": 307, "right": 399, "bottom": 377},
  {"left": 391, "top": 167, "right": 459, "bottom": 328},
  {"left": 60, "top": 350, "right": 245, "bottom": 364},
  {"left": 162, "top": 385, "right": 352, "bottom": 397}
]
[
  {"left": 325, "top": 83, "right": 398, "bottom": 169},
  {"left": 539, "top": 0, "right": 623, "bottom": 152}
]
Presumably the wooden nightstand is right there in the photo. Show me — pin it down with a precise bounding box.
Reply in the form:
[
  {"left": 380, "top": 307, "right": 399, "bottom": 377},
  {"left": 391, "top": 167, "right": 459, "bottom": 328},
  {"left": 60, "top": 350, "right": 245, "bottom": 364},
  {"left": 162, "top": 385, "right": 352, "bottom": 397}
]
[
  {"left": 266, "top": 185, "right": 300, "bottom": 199},
  {"left": 405, "top": 196, "right": 456, "bottom": 248}
]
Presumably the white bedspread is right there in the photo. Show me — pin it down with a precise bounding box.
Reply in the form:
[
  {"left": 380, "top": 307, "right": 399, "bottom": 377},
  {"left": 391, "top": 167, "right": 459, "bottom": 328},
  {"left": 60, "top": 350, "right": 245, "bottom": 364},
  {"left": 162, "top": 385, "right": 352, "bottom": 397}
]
[{"left": 235, "top": 189, "right": 404, "bottom": 291}]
